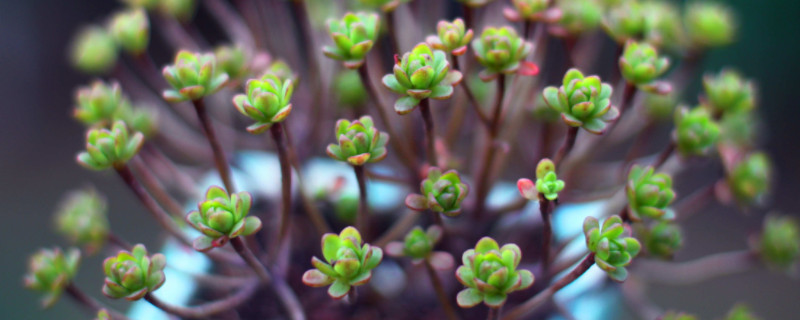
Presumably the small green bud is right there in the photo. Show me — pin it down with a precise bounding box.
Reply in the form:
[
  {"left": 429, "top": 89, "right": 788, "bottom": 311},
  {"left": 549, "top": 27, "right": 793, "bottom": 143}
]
[
  {"left": 186, "top": 186, "right": 262, "bottom": 251},
  {"left": 214, "top": 45, "right": 248, "bottom": 81},
  {"left": 556, "top": 0, "right": 603, "bottom": 35},
  {"left": 73, "top": 81, "right": 124, "bottom": 127},
  {"left": 24, "top": 248, "right": 81, "bottom": 308},
  {"left": 507, "top": 0, "right": 551, "bottom": 21},
  {"left": 685, "top": 2, "right": 736, "bottom": 48},
  {"left": 117, "top": 104, "right": 158, "bottom": 138},
  {"left": 382, "top": 43, "right": 463, "bottom": 114},
  {"left": 77, "top": 121, "right": 144, "bottom": 171},
  {"left": 719, "top": 111, "right": 757, "bottom": 148},
  {"left": 660, "top": 311, "right": 698, "bottom": 320},
  {"left": 120, "top": 0, "right": 159, "bottom": 9},
  {"left": 756, "top": 215, "right": 799, "bottom": 271},
  {"left": 517, "top": 159, "right": 565, "bottom": 201},
  {"left": 162, "top": 50, "right": 229, "bottom": 103},
  {"left": 326, "top": 116, "right": 389, "bottom": 166},
  {"left": 69, "top": 26, "right": 118, "bottom": 75},
  {"left": 643, "top": 91, "right": 678, "bottom": 121},
  {"left": 626, "top": 165, "right": 676, "bottom": 221},
  {"left": 405, "top": 167, "right": 470, "bottom": 216},
  {"left": 386, "top": 226, "right": 443, "bottom": 260},
  {"left": 322, "top": 12, "right": 380, "bottom": 69},
  {"left": 334, "top": 70, "right": 367, "bottom": 107},
  {"left": 728, "top": 152, "right": 771, "bottom": 206},
  {"left": 233, "top": 74, "right": 293, "bottom": 134},
  {"left": 583, "top": 215, "right": 641, "bottom": 281},
  {"left": 725, "top": 303, "right": 762, "bottom": 320},
  {"left": 265, "top": 60, "right": 298, "bottom": 86},
  {"left": 102, "top": 244, "right": 166, "bottom": 300},
  {"left": 456, "top": 0, "right": 496, "bottom": 7},
  {"left": 641, "top": 1, "right": 686, "bottom": 50},
  {"left": 603, "top": 1, "right": 644, "bottom": 43},
  {"left": 703, "top": 69, "right": 755, "bottom": 116},
  {"left": 455, "top": 237, "right": 534, "bottom": 308},
  {"left": 54, "top": 188, "right": 109, "bottom": 254},
  {"left": 95, "top": 309, "right": 111, "bottom": 320},
  {"left": 357, "top": 0, "right": 409, "bottom": 12},
  {"left": 334, "top": 195, "right": 359, "bottom": 223},
  {"left": 109, "top": 8, "right": 149, "bottom": 55},
  {"left": 619, "top": 40, "right": 670, "bottom": 86},
  {"left": 302, "top": 227, "right": 383, "bottom": 299},
  {"left": 158, "top": 0, "right": 196, "bottom": 22},
  {"left": 642, "top": 221, "right": 683, "bottom": 259},
  {"left": 471, "top": 26, "right": 533, "bottom": 81},
  {"left": 532, "top": 94, "right": 561, "bottom": 122},
  {"left": 427, "top": 18, "right": 474, "bottom": 56},
  {"left": 673, "top": 106, "right": 720, "bottom": 156},
  {"left": 543, "top": 68, "right": 619, "bottom": 134}
]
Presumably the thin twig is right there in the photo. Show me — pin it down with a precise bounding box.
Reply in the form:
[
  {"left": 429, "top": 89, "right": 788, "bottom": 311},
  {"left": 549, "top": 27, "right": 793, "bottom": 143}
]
[
  {"left": 652, "top": 140, "right": 675, "bottom": 170},
  {"left": 473, "top": 76, "right": 507, "bottom": 220},
  {"left": 634, "top": 250, "right": 758, "bottom": 285},
  {"left": 65, "top": 284, "right": 131, "bottom": 320},
  {"left": 424, "top": 258, "right": 459, "bottom": 320},
  {"left": 270, "top": 123, "right": 293, "bottom": 259},
  {"left": 539, "top": 198, "right": 552, "bottom": 273},
  {"left": 354, "top": 165, "right": 370, "bottom": 237},
  {"left": 130, "top": 157, "right": 185, "bottom": 218},
  {"left": 419, "top": 98, "right": 439, "bottom": 166},
  {"left": 192, "top": 99, "right": 235, "bottom": 193},
  {"left": 553, "top": 126, "right": 579, "bottom": 167},
  {"left": 143, "top": 282, "right": 259, "bottom": 319}
]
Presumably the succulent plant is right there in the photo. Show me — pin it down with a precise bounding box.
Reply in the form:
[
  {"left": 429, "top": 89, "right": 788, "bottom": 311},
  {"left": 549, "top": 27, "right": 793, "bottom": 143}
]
[
  {"left": 725, "top": 303, "right": 762, "bottom": 320},
  {"left": 619, "top": 40, "right": 670, "bottom": 87},
  {"left": 644, "top": 91, "right": 678, "bottom": 121},
  {"left": 69, "top": 26, "right": 118, "bottom": 74},
  {"left": 162, "top": 50, "right": 229, "bottom": 103},
  {"left": 728, "top": 152, "right": 771, "bottom": 206},
  {"left": 556, "top": 0, "right": 603, "bottom": 35},
  {"left": 326, "top": 116, "right": 389, "bottom": 166},
  {"left": 456, "top": 0, "right": 496, "bottom": 7},
  {"left": 95, "top": 309, "right": 111, "bottom": 320},
  {"left": 455, "top": 237, "right": 534, "bottom": 308},
  {"left": 660, "top": 311, "right": 698, "bottom": 320},
  {"left": 703, "top": 69, "right": 755, "bottom": 116},
  {"left": 302, "top": 227, "right": 383, "bottom": 299},
  {"left": 642, "top": 221, "right": 683, "bottom": 259},
  {"left": 77, "top": 120, "right": 144, "bottom": 171},
  {"left": 186, "top": 186, "right": 262, "bottom": 252},
  {"left": 54, "top": 188, "right": 109, "bottom": 254},
  {"left": 73, "top": 81, "right": 125, "bottom": 128},
  {"left": 382, "top": 43, "right": 463, "bottom": 114},
  {"left": 215, "top": 45, "right": 249, "bottom": 81},
  {"left": 517, "top": 158, "right": 565, "bottom": 201},
  {"left": 471, "top": 26, "right": 533, "bottom": 81},
  {"left": 583, "top": 215, "right": 641, "bottom": 281},
  {"left": 121, "top": 0, "right": 159, "bottom": 10},
  {"left": 385, "top": 226, "right": 454, "bottom": 270},
  {"left": 603, "top": 1, "right": 644, "bottom": 43},
  {"left": 116, "top": 103, "right": 158, "bottom": 138},
  {"left": 427, "top": 18, "right": 474, "bottom": 56},
  {"left": 357, "top": 0, "right": 409, "bottom": 12},
  {"left": 158, "top": 0, "right": 196, "bottom": 22},
  {"left": 405, "top": 167, "right": 469, "bottom": 216},
  {"left": 102, "top": 244, "right": 166, "bottom": 300},
  {"left": 334, "top": 70, "right": 367, "bottom": 107},
  {"left": 755, "top": 215, "right": 799, "bottom": 271},
  {"left": 504, "top": 0, "right": 551, "bottom": 22},
  {"left": 641, "top": 1, "right": 685, "bottom": 50},
  {"left": 24, "top": 248, "right": 81, "bottom": 308},
  {"left": 109, "top": 8, "right": 149, "bottom": 55},
  {"left": 685, "top": 2, "right": 736, "bottom": 48},
  {"left": 265, "top": 60, "right": 298, "bottom": 85},
  {"left": 673, "top": 106, "right": 720, "bottom": 156},
  {"left": 233, "top": 74, "right": 293, "bottom": 134},
  {"left": 543, "top": 68, "right": 619, "bottom": 134},
  {"left": 626, "top": 165, "right": 676, "bottom": 221},
  {"left": 322, "top": 12, "right": 380, "bottom": 69}
]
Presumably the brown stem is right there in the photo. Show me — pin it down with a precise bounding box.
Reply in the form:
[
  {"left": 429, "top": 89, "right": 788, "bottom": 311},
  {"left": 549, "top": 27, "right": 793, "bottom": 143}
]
[
  {"left": 130, "top": 157, "right": 184, "bottom": 218},
  {"left": 65, "top": 284, "right": 131, "bottom": 320},
  {"left": 539, "top": 198, "right": 552, "bottom": 273},
  {"left": 192, "top": 99, "right": 235, "bottom": 193},
  {"left": 618, "top": 82, "right": 637, "bottom": 115},
  {"left": 487, "top": 306, "right": 502, "bottom": 320},
  {"left": 553, "top": 126, "right": 579, "bottom": 167},
  {"left": 488, "top": 76, "right": 506, "bottom": 138},
  {"left": 374, "top": 210, "right": 419, "bottom": 247},
  {"left": 230, "top": 237, "right": 271, "bottom": 282},
  {"left": 284, "top": 124, "right": 331, "bottom": 235},
  {"left": 675, "top": 183, "right": 717, "bottom": 222},
  {"left": 270, "top": 123, "right": 293, "bottom": 257},
  {"left": 502, "top": 253, "right": 595, "bottom": 320},
  {"left": 354, "top": 165, "right": 370, "bottom": 237},
  {"left": 452, "top": 56, "right": 491, "bottom": 126},
  {"left": 652, "top": 140, "right": 675, "bottom": 169},
  {"left": 385, "top": 10, "right": 401, "bottom": 54},
  {"left": 419, "top": 99, "right": 439, "bottom": 166},
  {"left": 424, "top": 258, "right": 459, "bottom": 320},
  {"left": 634, "top": 250, "right": 758, "bottom": 285},
  {"left": 106, "top": 233, "right": 132, "bottom": 251},
  {"left": 473, "top": 76, "right": 507, "bottom": 220},
  {"left": 143, "top": 282, "right": 259, "bottom": 319}
]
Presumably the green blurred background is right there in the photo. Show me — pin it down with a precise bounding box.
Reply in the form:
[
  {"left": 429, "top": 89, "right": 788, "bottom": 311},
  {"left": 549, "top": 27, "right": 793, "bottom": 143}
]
[{"left": 1, "top": 0, "right": 799, "bottom": 319}]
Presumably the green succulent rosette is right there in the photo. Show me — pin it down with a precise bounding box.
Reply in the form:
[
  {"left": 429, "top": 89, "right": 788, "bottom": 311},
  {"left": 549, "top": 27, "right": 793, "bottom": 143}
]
[
  {"left": 73, "top": 81, "right": 125, "bottom": 128},
  {"left": 357, "top": 0, "right": 409, "bottom": 12},
  {"left": 215, "top": 45, "right": 249, "bottom": 81},
  {"left": 517, "top": 158, "right": 565, "bottom": 201},
  {"left": 728, "top": 152, "right": 771, "bottom": 206},
  {"left": 641, "top": 1, "right": 685, "bottom": 50},
  {"left": 385, "top": 226, "right": 442, "bottom": 261},
  {"left": 54, "top": 188, "right": 109, "bottom": 254},
  {"left": 233, "top": 74, "right": 293, "bottom": 134},
  {"left": 555, "top": 0, "right": 603, "bottom": 35},
  {"left": 24, "top": 248, "right": 81, "bottom": 308},
  {"left": 405, "top": 167, "right": 469, "bottom": 216},
  {"left": 626, "top": 165, "right": 676, "bottom": 221},
  {"left": 116, "top": 103, "right": 158, "bottom": 138},
  {"left": 382, "top": 43, "right": 463, "bottom": 114},
  {"left": 77, "top": 121, "right": 144, "bottom": 171},
  {"left": 69, "top": 26, "right": 118, "bottom": 75},
  {"left": 302, "top": 227, "right": 383, "bottom": 299},
  {"left": 334, "top": 70, "right": 368, "bottom": 107},
  {"left": 326, "top": 116, "right": 389, "bottom": 166},
  {"left": 162, "top": 50, "right": 229, "bottom": 103},
  {"left": 642, "top": 221, "right": 683, "bottom": 259},
  {"left": 455, "top": 237, "right": 534, "bottom": 308},
  {"left": 619, "top": 40, "right": 670, "bottom": 87},
  {"left": 427, "top": 18, "right": 474, "bottom": 56},
  {"left": 754, "top": 215, "right": 799, "bottom": 271},
  {"left": 661, "top": 311, "right": 698, "bottom": 320},
  {"left": 102, "top": 244, "right": 166, "bottom": 300},
  {"left": 158, "top": 0, "right": 196, "bottom": 22},
  {"left": 583, "top": 215, "right": 641, "bottom": 281},
  {"left": 684, "top": 2, "right": 736, "bottom": 48},
  {"left": 322, "top": 12, "right": 380, "bottom": 69},
  {"left": 543, "top": 68, "right": 619, "bottom": 134},
  {"left": 186, "top": 186, "right": 262, "bottom": 252},
  {"left": 504, "top": 0, "right": 551, "bottom": 22},
  {"left": 95, "top": 309, "right": 111, "bottom": 320},
  {"left": 673, "top": 106, "right": 720, "bottom": 156},
  {"left": 725, "top": 304, "right": 762, "bottom": 320},
  {"left": 456, "top": 0, "right": 496, "bottom": 7},
  {"left": 471, "top": 26, "right": 533, "bottom": 81},
  {"left": 643, "top": 91, "right": 678, "bottom": 121},
  {"left": 603, "top": 1, "right": 644, "bottom": 43},
  {"left": 703, "top": 69, "right": 755, "bottom": 116},
  {"left": 109, "top": 8, "right": 149, "bottom": 55}
]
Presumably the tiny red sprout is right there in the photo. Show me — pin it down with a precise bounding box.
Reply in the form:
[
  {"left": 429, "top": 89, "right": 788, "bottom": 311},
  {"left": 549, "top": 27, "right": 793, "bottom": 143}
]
[
  {"left": 519, "top": 61, "right": 540, "bottom": 76},
  {"left": 394, "top": 54, "right": 400, "bottom": 65},
  {"left": 517, "top": 178, "right": 537, "bottom": 200}
]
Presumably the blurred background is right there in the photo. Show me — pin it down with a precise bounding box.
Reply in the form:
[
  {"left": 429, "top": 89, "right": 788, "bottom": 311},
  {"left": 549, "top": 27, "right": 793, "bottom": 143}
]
[{"left": 2, "top": 0, "right": 799, "bottom": 319}]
